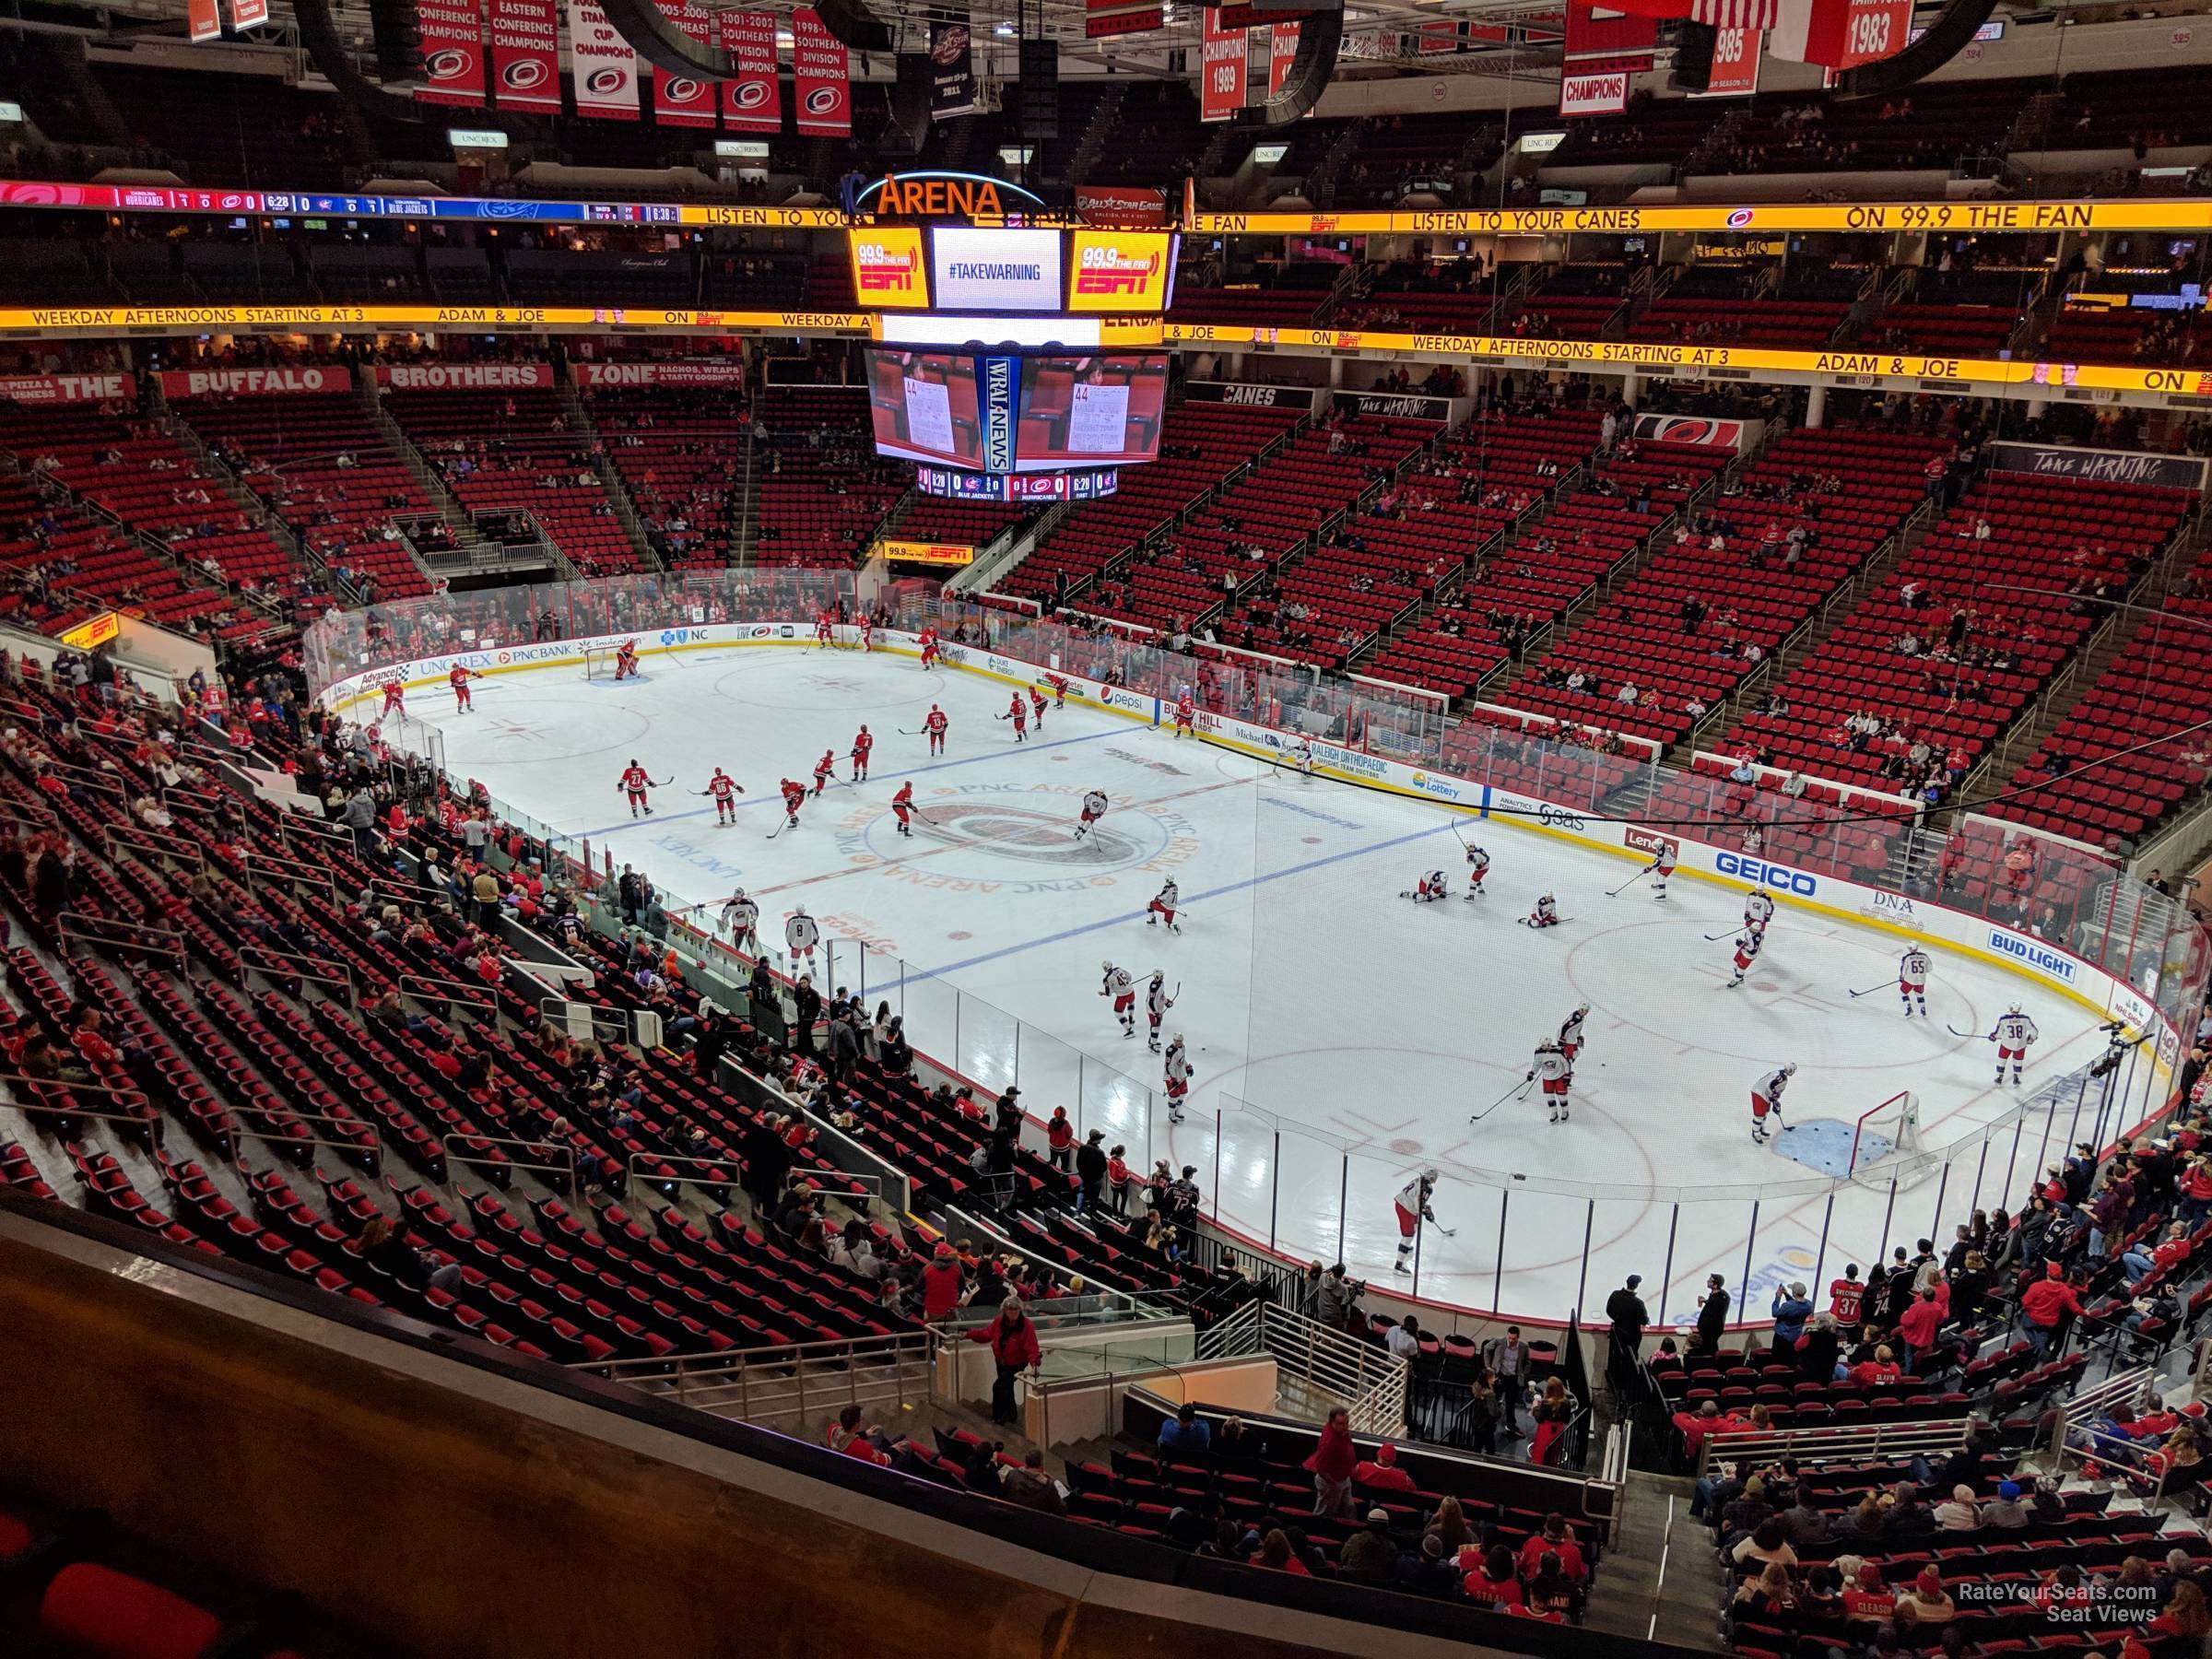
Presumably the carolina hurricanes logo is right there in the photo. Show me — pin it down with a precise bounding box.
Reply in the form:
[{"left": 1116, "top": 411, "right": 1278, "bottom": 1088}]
[
  {"left": 586, "top": 66, "right": 629, "bottom": 95},
  {"left": 1654, "top": 417, "right": 1726, "bottom": 444},
  {"left": 733, "top": 80, "right": 771, "bottom": 107},
  {"left": 427, "top": 47, "right": 473, "bottom": 78},
  {"left": 502, "top": 58, "right": 548, "bottom": 90},
  {"left": 1726, "top": 207, "right": 1756, "bottom": 229},
  {"left": 805, "top": 86, "right": 843, "bottom": 113},
  {"left": 665, "top": 76, "right": 703, "bottom": 101}
]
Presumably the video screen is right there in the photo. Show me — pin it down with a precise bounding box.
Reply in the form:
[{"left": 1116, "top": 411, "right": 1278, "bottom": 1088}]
[
  {"left": 865, "top": 350, "right": 984, "bottom": 469},
  {"left": 1012, "top": 355, "right": 1170, "bottom": 473}
]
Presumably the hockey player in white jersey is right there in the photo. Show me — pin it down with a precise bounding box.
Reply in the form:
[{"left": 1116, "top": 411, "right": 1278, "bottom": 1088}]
[
  {"left": 1393, "top": 1168, "right": 1440, "bottom": 1273},
  {"left": 721, "top": 888, "right": 760, "bottom": 955},
  {"left": 1750, "top": 1063, "right": 1796, "bottom": 1144},
  {"left": 1406, "top": 869, "right": 1451, "bottom": 903},
  {"left": 1899, "top": 947, "right": 1932, "bottom": 1018},
  {"left": 1745, "top": 887, "right": 1777, "bottom": 934},
  {"left": 1164, "top": 1035, "right": 1193, "bottom": 1122},
  {"left": 1726, "top": 929, "right": 1766, "bottom": 988},
  {"left": 784, "top": 906, "right": 820, "bottom": 973},
  {"left": 1991, "top": 1005, "right": 2039, "bottom": 1086},
  {"left": 1558, "top": 1004, "right": 1591, "bottom": 1063},
  {"left": 1100, "top": 961, "right": 1138, "bottom": 1038},
  {"left": 1146, "top": 971, "right": 1175, "bottom": 1053},
  {"left": 1076, "top": 789, "right": 1110, "bottom": 840},
  {"left": 1524, "top": 892, "right": 1560, "bottom": 929},
  {"left": 1294, "top": 736, "right": 1314, "bottom": 779},
  {"left": 1527, "top": 1041, "right": 1574, "bottom": 1124},
  {"left": 1146, "top": 878, "right": 1182, "bottom": 932},
  {"left": 1647, "top": 841, "right": 1679, "bottom": 900},
  {"left": 1464, "top": 843, "right": 1490, "bottom": 900}
]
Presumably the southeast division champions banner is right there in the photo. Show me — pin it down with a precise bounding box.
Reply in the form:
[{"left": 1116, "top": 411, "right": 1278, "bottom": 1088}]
[
  {"left": 416, "top": 0, "right": 488, "bottom": 106},
  {"left": 1201, "top": 8, "right": 1247, "bottom": 122},
  {"left": 654, "top": 2, "right": 719, "bottom": 127},
  {"left": 488, "top": 0, "right": 560, "bottom": 110},
  {"left": 929, "top": 15, "right": 977, "bottom": 122},
  {"left": 791, "top": 6, "right": 853, "bottom": 135},
  {"left": 567, "top": 0, "right": 640, "bottom": 120},
  {"left": 717, "top": 10, "right": 782, "bottom": 131}
]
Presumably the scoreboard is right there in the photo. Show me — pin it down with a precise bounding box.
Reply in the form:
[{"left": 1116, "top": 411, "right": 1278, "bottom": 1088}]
[{"left": 847, "top": 226, "right": 1177, "bottom": 318}]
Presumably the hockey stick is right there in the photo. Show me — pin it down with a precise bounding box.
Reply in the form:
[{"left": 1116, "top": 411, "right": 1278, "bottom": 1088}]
[
  {"left": 1517, "top": 915, "right": 1572, "bottom": 927},
  {"left": 766, "top": 817, "right": 795, "bottom": 841},
  {"left": 1437, "top": 1224, "right": 1459, "bottom": 1238},
  {"left": 1606, "top": 865, "right": 1651, "bottom": 899},
  {"left": 1845, "top": 980, "right": 1894, "bottom": 998},
  {"left": 1947, "top": 1024, "right": 1993, "bottom": 1041},
  {"left": 1469, "top": 1077, "right": 1535, "bottom": 1122},
  {"left": 897, "top": 726, "right": 928, "bottom": 735},
  {"left": 1702, "top": 929, "right": 1737, "bottom": 942}
]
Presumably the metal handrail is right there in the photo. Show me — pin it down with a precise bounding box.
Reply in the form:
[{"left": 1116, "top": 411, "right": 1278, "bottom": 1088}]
[
  {"left": 238, "top": 947, "right": 355, "bottom": 1006},
  {"left": 397, "top": 973, "right": 499, "bottom": 1021},
  {"left": 440, "top": 1132, "right": 577, "bottom": 1184},
  {"left": 1696, "top": 1412, "right": 1975, "bottom": 1476},
  {"left": 586, "top": 1329, "right": 933, "bottom": 1426},
  {"left": 57, "top": 912, "right": 187, "bottom": 968},
  {"left": 101, "top": 822, "right": 206, "bottom": 870}
]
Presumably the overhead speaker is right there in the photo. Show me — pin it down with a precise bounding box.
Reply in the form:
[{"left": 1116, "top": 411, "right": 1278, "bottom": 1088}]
[
  {"left": 1246, "top": 9, "right": 1342, "bottom": 127},
  {"left": 1019, "top": 37, "right": 1059, "bottom": 140},
  {"left": 367, "top": 0, "right": 418, "bottom": 84},
  {"left": 596, "top": 0, "right": 731, "bottom": 74},
  {"left": 292, "top": 0, "right": 424, "bottom": 123},
  {"left": 1669, "top": 20, "right": 1718, "bottom": 94},
  {"left": 1833, "top": 0, "right": 1998, "bottom": 96},
  {"left": 816, "top": 0, "right": 895, "bottom": 54},
  {"left": 889, "top": 51, "right": 932, "bottom": 154}
]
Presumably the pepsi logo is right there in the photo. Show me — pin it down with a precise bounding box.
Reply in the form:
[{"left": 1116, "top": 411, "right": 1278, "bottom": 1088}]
[
  {"left": 426, "top": 47, "right": 473, "bottom": 79},
  {"left": 501, "top": 58, "right": 548, "bottom": 90},
  {"left": 805, "top": 86, "right": 843, "bottom": 113},
  {"left": 1725, "top": 206, "right": 1756, "bottom": 229},
  {"left": 665, "top": 76, "right": 703, "bottom": 101},
  {"left": 733, "top": 80, "right": 771, "bottom": 108},
  {"left": 586, "top": 66, "right": 630, "bottom": 95}
]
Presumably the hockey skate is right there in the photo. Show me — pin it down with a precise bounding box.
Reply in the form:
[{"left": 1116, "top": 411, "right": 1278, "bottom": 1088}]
[{"left": 1148, "top": 1038, "right": 1161, "bottom": 1053}]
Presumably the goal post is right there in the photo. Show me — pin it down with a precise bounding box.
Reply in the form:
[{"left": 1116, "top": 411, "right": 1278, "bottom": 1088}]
[
  {"left": 1847, "top": 1090, "right": 1927, "bottom": 1182},
  {"left": 582, "top": 644, "right": 626, "bottom": 681}
]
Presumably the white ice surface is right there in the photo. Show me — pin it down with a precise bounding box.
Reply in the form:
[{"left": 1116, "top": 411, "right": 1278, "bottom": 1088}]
[{"left": 413, "top": 645, "right": 2119, "bottom": 1324}]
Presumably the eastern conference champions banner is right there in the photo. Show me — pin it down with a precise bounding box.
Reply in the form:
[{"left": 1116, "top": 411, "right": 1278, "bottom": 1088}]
[{"left": 416, "top": 0, "right": 488, "bottom": 106}]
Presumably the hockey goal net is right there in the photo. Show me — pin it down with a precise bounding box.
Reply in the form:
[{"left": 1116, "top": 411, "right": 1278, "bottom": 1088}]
[
  {"left": 582, "top": 644, "right": 627, "bottom": 680},
  {"left": 1847, "top": 1091, "right": 1933, "bottom": 1184}
]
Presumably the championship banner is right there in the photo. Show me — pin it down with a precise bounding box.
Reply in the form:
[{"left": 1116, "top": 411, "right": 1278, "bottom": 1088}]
[
  {"left": 0, "top": 372, "right": 135, "bottom": 406},
  {"left": 1695, "top": 24, "right": 1761, "bottom": 94},
  {"left": 791, "top": 7, "right": 853, "bottom": 135},
  {"left": 653, "top": 3, "right": 718, "bottom": 127},
  {"left": 929, "top": 15, "right": 978, "bottom": 122},
  {"left": 1564, "top": 0, "right": 1659, "bottom": 64},
  {"left": 1201, "top": 8, "right": 1248, "bottom": 123},
  {"left": 1560, "top": 68, "right": 1630, "bottom": 115},
  {"left": 488, "top": 0, "right": 560, "bottom": 111},
  {"left": 187, "top": 0, "right": 221, "bottom": 41},
  {"left": 567, "top": 0, "right": 641, "bottom": 120},
  {"left": 371, "top": 362, "right": 553, "bottom": 389},
  {"left": 1268, "top": 21, "right": 1300, "bottom": 94},
  {"left": 1086, "top": 0, "right": 1164, "bottom": 38},
  {"left": 574, "top": 359, "right": 748, "bottom": 387},
  {"left": 157, "top": 366, "right": 353, "bottom": 397},
  {"left": 230, "top": 0, "right": 270, "bottom": 27},
  {"left": 1771, "top": 0, "right": 1910, "bottom": 66},
  {"left": 416, "top": 0, "right": 488, "bottom": 105},
  {"left": 718, "top": 10, "right": 782, "bottom": 132}
]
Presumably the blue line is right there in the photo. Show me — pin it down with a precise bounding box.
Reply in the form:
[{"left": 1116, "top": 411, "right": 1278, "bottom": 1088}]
[
  {"left": 869, "top": 818, "right": 1464, "bottom": 994},
  {"left": 572, "top": 726, "right": 1121, "bottom": 841}
]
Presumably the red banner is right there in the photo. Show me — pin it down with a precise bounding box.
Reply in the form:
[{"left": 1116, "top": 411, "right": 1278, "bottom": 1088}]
[
  {"left": 575, "top": 359, "right": 747, "bottom": 388},
  {"left": 1418, "top": 18, "right": 1458, "bottom": 53},
  {"left": 1267, "top": 21, "right": 1300, "bottom": 94},
  {"left": 0, "top": 373, "right": 135, "bottom": 406},
  {"left": 1564, "top": 0, "right": 1657, "bottom": 67},
  {"left": 717, "top": 10, "right": 782, "bottom": 131},
  {"left": 1085, "top": 0, "right": 1163, "bottom": 37},
  {"left": 791, "top": 7, "right": 851, "bottom": 135},
  {"left": 230, "top": 0, "right": 270, "bottom": 26},
  {"left": 654, "top": 2, "right": 718, "bottom": 127},
  {"left": 371, "top": 363, "right": 553, "bottom": 390},
  {"left": 1074, "top": 185, "right": 1170, "bottom": 227},
  {"left": 187, "top": 0, "right": 221, "bottom": 41},
  {"left": 1201, "top": 9, "right": 1247, "bottom": 123},
  {"left": 1771, "top": 0, "right": 1905, "bottom": 64},
  {"left": 1698, "top": 24, "right": 1761, "bottom": 93},
  {"left": 416, "top": 0, "right": 488, "bottom": 106},
  {"left": 158, "top": 367, "right": 353, "bottom": 399},
  {"left": 488, "top": 0, "right": 560, "bottom": 111}
]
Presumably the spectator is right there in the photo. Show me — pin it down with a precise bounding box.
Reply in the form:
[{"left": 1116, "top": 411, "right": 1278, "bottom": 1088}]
[
  {"left": 1157, "top": 1402, "right": 1212, "bottom": 1458},
  {"left": 1771, "top": 1281, "right": 1814, "bottom": 1346},
  {"left": 997, "top": 1448, "right": 1066, "bottom": 1515},
  {"left": 1933, "top": 1486, "right": 1979, "bottom": 1530},
  {"left": 1074, "top": 1129, "right": 1108, "bottom": 1213},
  {"left": 1305, "top": 1406, "right": 1359, "bottom": 1519},
  {"left": 919, "top": 1241, "right": 966, "bottom": 1319},
  {"left": 1459, "top": 1543, "right": 1523, "bottom": 1609},
  {"left": 965, "top": 1296, "right": 1042, "bottom": 1428},
  {"left": 2018, "top": 1261, "right": 2083, "bottom": 1353},
  {"left": 1252, "top": 1529, "right": 1309, "bottom": 1575},
  {"left": 1731, "top": 1519, "right": 1798, "bottom": 1572},
  {"left": 1981, "top": 1480, "right": 2029, "bottom": 1529},
  {"left": 1692, "top": 1273, "right": 1731, "bottom": 1354},
  {"left": 1894, "top": 1565, "right": 1956, "bottom": 1629},
  {"left": 1519, "top": 1514, "right": 1587, "bottom": 1582},
  {"left": 1729, "top": 1561, "right": 1794, "bottom": 1625},
  {"left": 1339, "top": 1509, "right": 1398, "bottom": 1584},
  {"left": 1354, "top": 1441, "right": 1416, "bottom": 1492},
  {"left": 1778, "top": 1488, "right": 1829, "bottom": 1549}
]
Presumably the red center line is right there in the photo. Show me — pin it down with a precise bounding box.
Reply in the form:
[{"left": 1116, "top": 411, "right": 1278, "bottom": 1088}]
[{"left": 746, "top": 771, "right": 1260, "bottom": 900}]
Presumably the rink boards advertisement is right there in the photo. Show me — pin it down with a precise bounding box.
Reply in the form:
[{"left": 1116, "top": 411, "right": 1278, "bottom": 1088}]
[{"left": 318, "top": 618, "right": 2180, "bottom": 1091}]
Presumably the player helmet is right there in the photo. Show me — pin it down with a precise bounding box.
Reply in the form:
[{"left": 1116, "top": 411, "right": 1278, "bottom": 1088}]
[
  {"left": 1101, "top": 959, "right": 1113, "bottom": 971},
  {"left": 629, "top": 757, "right": 639, "bottom": 767},
  {"left": 1783, "top": 1062, "right": 1798, "bottom": 1075},
  {"left": 731, "top": 887, "right": 745, "bottom": 899},
  {"left": 1574, "top": 1003, "right": 1590, "bottom": 1016},
  {"left": 1150, "top": 970, "right": 1164, "bottom": 982},
  {"left": 2008, "top": 1003, "right": 2022, "bottom": 1015},
  {"left": 1422, "top": 1166, "right": 1438, "bottom": 1184}
]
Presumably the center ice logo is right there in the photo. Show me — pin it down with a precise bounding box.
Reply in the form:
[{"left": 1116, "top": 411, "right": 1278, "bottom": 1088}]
[{"left": 833, "top": 784, "right": 1195, "bottom": 893}]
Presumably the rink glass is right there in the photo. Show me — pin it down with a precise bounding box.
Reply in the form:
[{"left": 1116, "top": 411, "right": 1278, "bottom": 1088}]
[{"left": 307, "top": 571, "right": 2207, "bottom": 1333}]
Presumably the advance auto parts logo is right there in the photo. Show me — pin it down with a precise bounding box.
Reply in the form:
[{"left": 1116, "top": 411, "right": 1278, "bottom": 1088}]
[{"left": 834, "top": 784, "right": 1195, "bottom": 896}]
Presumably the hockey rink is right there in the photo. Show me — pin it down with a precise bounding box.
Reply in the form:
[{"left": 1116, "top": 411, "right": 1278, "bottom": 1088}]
[{"left": 416, "top": 644, "right": 2123, "bottom": 1325}]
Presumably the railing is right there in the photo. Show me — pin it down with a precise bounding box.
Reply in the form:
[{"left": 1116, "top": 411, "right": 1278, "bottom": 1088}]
[
  {"left": 1696, "top": 1412, "right": 1974, "bottom": 1477},
  {"left": 442, "top": 1132, "right": 575, "bottom": 1186},
  {"left": 1197, "top": 1300, "right": 1409, "bottom": 1436},
  {"left": 585, "top": 1330, "right": 933, "bottom": 1429},
  {"left": 57, "top": 912, "right": 187, "bottom": 970}
]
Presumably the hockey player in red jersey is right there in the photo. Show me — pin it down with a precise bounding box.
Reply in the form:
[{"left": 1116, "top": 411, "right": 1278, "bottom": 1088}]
[
  {"left": 701, "top": 768, "right": 744, "bottom": 825},
  {"left": 891, "top": 782, "right": 915, "bottom": 837},
  {"left": 1029, "top": 687, "right": 1047, "bottom": 728},
  {"left": 448, "top": 664, "right": 481, "bottom": 710},
  {"left": 380, "top": 679, "right": 406, "bottom": 717},
  {"left": 1045, "top": 672, "right": 1070, "bottom": 707},
  {"left": 858, "top": 616, "right": 875, "bottom": 653},
  {"left": 814, "top": 610, "right": 835, "bottom": 648},
  {"left": 1005, "top": 693, "right": 1029, "bottom": 743},
  {"left": 617, "top": 759, "right": 665, "bottom": 818},
  {"left": 918, "top": 627, "right": 941, "bottom": 670},
  {"left": 850, "top": 726, "right": 874, "bottom": 782},
  {"left": 778, "top": 777, "right": 806, "bottom": 830},
  {"left": 924, "top": 704, "right": 948, "bottom": 756},
  {"left": 811, "top": 749, "right": 836, "bottom": 797},
  {"left": 613, "top": 639, "right": 640, "bottom": 681},
  {"left": 1171, "top": 690, "right": 1196, "bottom": 738}
]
